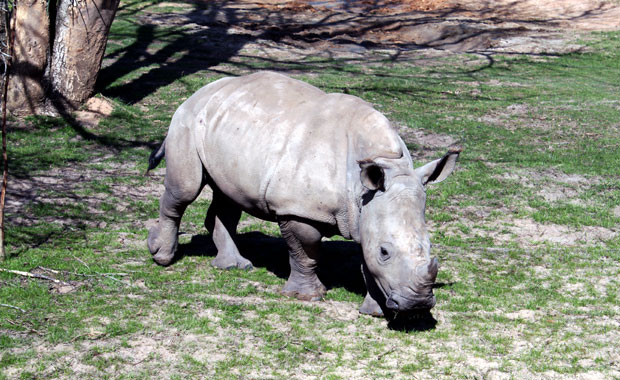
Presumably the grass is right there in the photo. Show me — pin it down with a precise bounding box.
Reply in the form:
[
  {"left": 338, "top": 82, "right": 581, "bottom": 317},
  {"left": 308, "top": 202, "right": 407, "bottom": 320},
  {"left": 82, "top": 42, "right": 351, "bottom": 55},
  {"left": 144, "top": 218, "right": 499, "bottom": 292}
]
[{"left": 1, "top": 1, "right": 620, "bottom": 379}]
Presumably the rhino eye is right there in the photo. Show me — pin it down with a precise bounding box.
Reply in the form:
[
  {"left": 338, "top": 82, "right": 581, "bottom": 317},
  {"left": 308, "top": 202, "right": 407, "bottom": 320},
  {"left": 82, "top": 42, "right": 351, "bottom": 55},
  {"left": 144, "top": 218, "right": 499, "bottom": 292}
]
[{"left": 379, "top": 246, "right": 391, "bottom": 263}]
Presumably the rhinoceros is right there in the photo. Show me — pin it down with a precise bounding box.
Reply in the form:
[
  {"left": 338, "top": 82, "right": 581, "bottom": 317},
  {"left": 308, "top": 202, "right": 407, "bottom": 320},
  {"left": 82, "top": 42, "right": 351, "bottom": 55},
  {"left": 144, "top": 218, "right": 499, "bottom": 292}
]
[{"left": 147, "top": 71, "right": 459, "bottom": 316}]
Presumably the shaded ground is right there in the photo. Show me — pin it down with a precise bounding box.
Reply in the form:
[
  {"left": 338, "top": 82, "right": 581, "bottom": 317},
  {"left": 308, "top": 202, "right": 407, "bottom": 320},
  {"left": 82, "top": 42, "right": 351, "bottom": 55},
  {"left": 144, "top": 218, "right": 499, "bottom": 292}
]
[{"left": 100, "top": 0, "right": 620, "bottom": 104}]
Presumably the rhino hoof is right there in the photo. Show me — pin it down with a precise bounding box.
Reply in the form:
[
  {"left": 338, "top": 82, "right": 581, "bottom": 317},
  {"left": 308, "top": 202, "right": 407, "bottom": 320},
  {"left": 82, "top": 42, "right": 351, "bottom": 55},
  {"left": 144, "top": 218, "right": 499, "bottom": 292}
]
[
  {"left": 152, "top": 251, "right": 175, "bottom": 266},
  {"left": 359, "top": 293, "right": 384, "bottom": 317},
  {"left": 282, "top": 290, "right": 324, "bottom": 302},
  {"left": 359, "top": 302, "right": 384, "bottom": 317},
  {"left": 148, "top": 227, "right": 176, "bottom": 266},
  {"left": 211, "top": 256, "right": 253, "bottom": 271},
  {"left": 282, "top": 281, "right": 326, "bottom": 302}
]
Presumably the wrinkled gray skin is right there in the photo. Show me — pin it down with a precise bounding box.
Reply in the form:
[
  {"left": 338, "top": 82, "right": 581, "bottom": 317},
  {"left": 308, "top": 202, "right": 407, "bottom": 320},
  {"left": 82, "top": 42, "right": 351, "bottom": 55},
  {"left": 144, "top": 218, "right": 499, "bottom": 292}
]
[{"left": 147, "top": 72, "right": 459, "bottom": 316}]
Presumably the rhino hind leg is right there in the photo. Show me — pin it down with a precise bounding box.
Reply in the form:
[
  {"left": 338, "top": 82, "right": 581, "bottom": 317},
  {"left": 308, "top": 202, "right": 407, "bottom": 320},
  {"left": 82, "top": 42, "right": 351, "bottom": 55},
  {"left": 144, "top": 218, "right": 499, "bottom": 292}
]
[
  {"left": 205, "top": 192, "right": 253, "bottom": 270},
  {"left": 148, "top": 179, "right": 204, "bottom": 266},
  {"left": 279, "top": 218, "right": 327, "bottom": 301},
  {"left": 148, "top": 130, "right": 205, "bottom": 266}
]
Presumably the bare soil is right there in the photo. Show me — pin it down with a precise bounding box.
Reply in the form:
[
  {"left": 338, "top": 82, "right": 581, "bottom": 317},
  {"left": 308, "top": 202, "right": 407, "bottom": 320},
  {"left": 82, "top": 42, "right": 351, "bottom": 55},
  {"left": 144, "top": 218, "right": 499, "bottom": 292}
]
[
  {"left": 74, "top": 97, "right": 115, "bottom": 128},
  {"left": 144, "top": 0, "right": 620, "bottom": 66}
]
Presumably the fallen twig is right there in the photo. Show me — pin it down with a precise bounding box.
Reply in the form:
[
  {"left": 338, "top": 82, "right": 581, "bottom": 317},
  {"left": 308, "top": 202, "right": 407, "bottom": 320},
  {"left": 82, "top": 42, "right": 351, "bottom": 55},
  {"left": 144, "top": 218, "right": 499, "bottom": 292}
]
[
  {"left": 37, "top": 266, "right": 128, "bottom": 279},
  {"left": 6, "top": 319, "right": 43, "bottom": 336},
  {"left": 287, "top": 339, "right": 322, "bottom": 356},
  {"left": 0, "top": 267, "right": 66, "bottom": 284},
  {"left": 103, "top": 274, "right": 123, "bottom": 283},
  {"left": 131, "top": 355, "right": 149, "bottom": 366},
  {"left": 0, "top": 303, "right": 25, "bottom": 312},
  {"left": 71, "top": 254, "right": 91, "bottom": 270},
  {"left": 37, "top": 266, "right": 60, "bottom": 274},
  {"left": 303, "top": 346, "right": 322, "bottom": 355},
  {"left": 70, "top": 328, "right": 108, "bottom": 342},
  {"left": 69, "top": 333, "right": 87, "bottom": 343},
  {"left": 376, "top": 346, "right": 397, "bottom": 361}
]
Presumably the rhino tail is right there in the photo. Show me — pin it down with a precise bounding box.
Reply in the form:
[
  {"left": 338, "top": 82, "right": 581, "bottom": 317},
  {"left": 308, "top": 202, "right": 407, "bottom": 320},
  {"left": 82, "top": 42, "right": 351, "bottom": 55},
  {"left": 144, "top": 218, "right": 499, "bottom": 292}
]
[{"left": 146, "top": 139, "right": 166, "bottom": 174}]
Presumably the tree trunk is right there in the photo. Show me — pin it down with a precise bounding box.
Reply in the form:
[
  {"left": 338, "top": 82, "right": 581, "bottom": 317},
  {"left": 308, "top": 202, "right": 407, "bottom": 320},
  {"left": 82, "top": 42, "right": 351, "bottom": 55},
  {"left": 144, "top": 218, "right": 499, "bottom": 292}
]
[
  {"left": 6, "top": 0, "right": 49, "bottom": 115},
  {"left": 49, "top": 0, "right": 120, "bottom": 109}
]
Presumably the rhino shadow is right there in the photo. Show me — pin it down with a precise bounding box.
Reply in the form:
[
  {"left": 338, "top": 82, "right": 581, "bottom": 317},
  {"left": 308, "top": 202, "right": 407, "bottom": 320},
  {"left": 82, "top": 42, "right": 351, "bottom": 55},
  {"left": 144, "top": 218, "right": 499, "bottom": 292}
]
[
  {"left": 177, "top": 231, "right": 367, "bottom": 296},
  {"left": 177, "top": 231, "right": 438, "bottom": 332},
  {"left": 387, "top": 311, "right": 437, "bottom": 332}
]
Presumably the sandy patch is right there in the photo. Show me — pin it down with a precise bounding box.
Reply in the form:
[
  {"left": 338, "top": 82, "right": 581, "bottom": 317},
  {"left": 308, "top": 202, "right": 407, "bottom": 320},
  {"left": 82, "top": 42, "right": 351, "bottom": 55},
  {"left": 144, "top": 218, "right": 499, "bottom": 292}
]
[
  {"left": 131, "top": 0, "right": 620, "bottom": 72},
  {"left": 396, "top": 123, "right": 460, "bottom": 160},
  {"left": 74, "top": 97, "right": 115, "bottom": 127},
  {"left": 505, "top": 309, "right": 539, "bottom": 321},
  {"left": 499, "top": 218, "right": 617, "bottom": 246}
]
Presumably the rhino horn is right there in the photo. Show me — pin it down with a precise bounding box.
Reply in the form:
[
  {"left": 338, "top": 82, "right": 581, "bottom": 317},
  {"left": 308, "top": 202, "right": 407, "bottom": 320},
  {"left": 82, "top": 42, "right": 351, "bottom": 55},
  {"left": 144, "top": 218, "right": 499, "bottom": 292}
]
[{"left": 416, "top": 257, "right": 439, "bottom": 285}]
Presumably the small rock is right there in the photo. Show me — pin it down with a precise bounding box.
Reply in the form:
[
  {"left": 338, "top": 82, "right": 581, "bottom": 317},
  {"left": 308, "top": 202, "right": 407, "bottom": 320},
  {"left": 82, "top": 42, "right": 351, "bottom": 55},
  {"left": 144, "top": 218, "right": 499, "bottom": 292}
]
[{"left": 52, "top": 284, "right": 75, "bottom": 294}]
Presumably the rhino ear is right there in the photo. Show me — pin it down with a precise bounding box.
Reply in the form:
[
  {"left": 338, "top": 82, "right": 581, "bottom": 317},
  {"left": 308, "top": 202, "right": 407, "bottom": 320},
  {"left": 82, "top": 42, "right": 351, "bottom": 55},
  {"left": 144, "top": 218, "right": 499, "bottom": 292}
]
[
  {"left": 415, "top": 148, "right": 461, "bottom": 186},
  {"left": 359, "top": 159, "right": 385, "bottom": 191}
]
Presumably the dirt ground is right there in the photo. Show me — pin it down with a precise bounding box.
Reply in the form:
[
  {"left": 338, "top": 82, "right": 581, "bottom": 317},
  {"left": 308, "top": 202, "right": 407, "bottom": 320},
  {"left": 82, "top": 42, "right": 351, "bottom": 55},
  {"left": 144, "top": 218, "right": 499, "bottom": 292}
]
[{"left": 162, "top": 0, "right": 620, "bottom": 62}]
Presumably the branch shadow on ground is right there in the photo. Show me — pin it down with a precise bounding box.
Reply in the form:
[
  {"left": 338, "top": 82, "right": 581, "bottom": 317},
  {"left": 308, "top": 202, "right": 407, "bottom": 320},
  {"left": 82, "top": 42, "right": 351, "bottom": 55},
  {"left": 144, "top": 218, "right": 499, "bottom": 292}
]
[{"left": 98, "top": 0, "right": 606, "bottom": 105}]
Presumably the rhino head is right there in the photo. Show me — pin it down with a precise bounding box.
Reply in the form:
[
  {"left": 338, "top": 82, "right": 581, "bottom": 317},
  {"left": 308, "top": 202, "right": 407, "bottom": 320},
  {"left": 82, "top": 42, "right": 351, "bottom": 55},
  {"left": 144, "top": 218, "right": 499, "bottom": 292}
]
[{"left": 358, "top": 149, "right": 459, "bottom": 314}]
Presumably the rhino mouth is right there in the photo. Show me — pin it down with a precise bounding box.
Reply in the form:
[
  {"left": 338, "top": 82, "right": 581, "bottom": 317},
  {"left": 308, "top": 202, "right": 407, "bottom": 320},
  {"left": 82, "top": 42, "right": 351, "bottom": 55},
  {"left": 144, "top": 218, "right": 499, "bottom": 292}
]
[{"left": 385, "top": 292, "right": 436, "bottom": 313}]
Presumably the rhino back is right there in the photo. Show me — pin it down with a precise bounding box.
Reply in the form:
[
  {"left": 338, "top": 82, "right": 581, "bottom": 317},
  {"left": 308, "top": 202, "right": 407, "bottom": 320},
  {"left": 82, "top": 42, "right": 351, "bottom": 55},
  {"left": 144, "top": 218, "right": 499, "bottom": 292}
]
[{"left": 179, "top": 72, "right": 407, "bottom": 227}]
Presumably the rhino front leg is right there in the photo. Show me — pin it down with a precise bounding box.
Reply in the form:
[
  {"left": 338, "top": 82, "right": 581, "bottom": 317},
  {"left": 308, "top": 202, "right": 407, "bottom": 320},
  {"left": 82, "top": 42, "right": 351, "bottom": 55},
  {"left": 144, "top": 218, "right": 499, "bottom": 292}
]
[
  {"left": 359, "top": 293, "right": 384, "bottom": 317},
  {"left": 279, "top": 218, "right": 327, "bottom": 301},
  {"left": 359, "top": 262, "right": 385, "bottom": 317},
  {"left": 205, "top": 191, "right": 253, "bottom": 270}
]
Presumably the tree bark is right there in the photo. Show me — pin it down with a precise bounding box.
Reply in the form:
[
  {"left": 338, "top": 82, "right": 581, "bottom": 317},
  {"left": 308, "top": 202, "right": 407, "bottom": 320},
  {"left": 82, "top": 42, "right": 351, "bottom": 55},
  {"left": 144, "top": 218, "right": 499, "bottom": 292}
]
[
  {"left": 6, "top": 0, "right": 49, "bottom": 115},
  {"left": 49, "top": 0, "right": 120, "bottom": 109}
]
